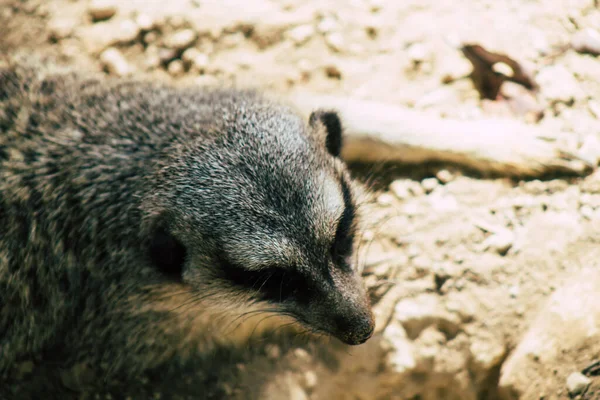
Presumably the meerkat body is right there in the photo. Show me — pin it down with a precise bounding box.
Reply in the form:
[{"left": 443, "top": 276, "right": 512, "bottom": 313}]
[{"left": 0, "top": 63, "right": 374, "bottom": 397}]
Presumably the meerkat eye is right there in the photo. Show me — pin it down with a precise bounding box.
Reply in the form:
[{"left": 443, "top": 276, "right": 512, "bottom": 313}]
[
  {"left": 219, "top": 256, "right": 312, "bottom": 303},
  {"left": 330, "top": 179, "right": 356, "bottom": 268}
]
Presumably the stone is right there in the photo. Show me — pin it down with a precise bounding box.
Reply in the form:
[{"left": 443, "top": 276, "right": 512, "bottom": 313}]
[
  {"left": 536, "top": 65, "right": 584, "bottom": 104},
  {"left": 182, "top": 48, "right": 209, "bottom": 71},
  {"left": 324, "top": 65, "right": 342, "bottom": 79},
  {"left": 100, "top": 48, "right": 132, "bottom": 77},
  {"left": 302, "top": 371, "right": 317, "bottom": 389},
  {"left": 79, "top": 19, "right": 140, "bottom": 53},
  {"left": 317, "top": 16, "right": 339, "bottom": 33},
  {"left": 498, "top": 267, "right": 600, "bottom": 399},
  {"left": 48, "top": 18, "right": 75, "bottom": 41},
  {"left": 389, "top": 180, "right": 412, "bottom": 200},
  {"left": 377, "top": 193, "right": 395, "bottom": 206},
  {"left": 135, "top": 14, "right": 156, "bottom": 31},
  {"left": 421, "top": 178, "right": 439, "bottom": 193},
  {"left": 165, "top": 29, "right": 197, "bottom": 51},
  {"left": 578, "top": 134, "right": 600, "bottom": 167},
  {"left": 325, "top": 32, "right": 345, "bottom": 52},
  {"left": 88, "top": 0, "right": 117, "bottom": 21},
  {"left": 482, "top": 230, "right": 514, "bottom": 256},
  {"left": 436, "top": 169, "right": 454, "bottom": 184},
  {"left": 286, "top": 25, "right": 314, "bottom": 45},
  {"left": 566, "top": 372, "right": 591, "bottom": 396},
  {"left": 167, "top": 60, "right": 185, "bottom": 76},
  {"left": 381, "top": 322, "right": 417, "bottom": 374},
  {"left": 571, "top": 28, "right": 600, "bottom": 56},
  {"left": 394, "top": 294, "right": 461, "bottom": 339}
]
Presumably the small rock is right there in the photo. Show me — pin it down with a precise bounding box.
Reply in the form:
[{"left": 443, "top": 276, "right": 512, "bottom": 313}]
[
  {"left": 381, "top": 323, "right": 417, "bottom": 374},
  {"left": 571, "top": 28, "right": 600, "bottom": 56},
  {"left": 324, "top": 65, "right": 342, "bottom": 79},
  {"left": 48, "top": 18, "right": 75, "bottom": 41},
  {"left": 427, "top": 193, "right": 459, "bottom": 213},
  {"left": 377, "top": 193, "right": 395, "bottom": 206},
  {"left": 578, "top": 134, "right": 600, "bottom": 166},
  {"left": 580, "top": 204, "right": 594, "bottom": 220},
  {"left": 302, "top": 371, "right": 318, "bottom": 389},
  {"left": 286, "top": 25, "right": 314, "bottom": 45},
  {"left": 158, "top": 48, "right": 178, "bottom": 64},
  {"left": 407, "top": 42, "right": 428, "bottom": 64},
  {"left": 114, "top": 19, "right": 140, "bottom": 43},
  {"left": 536, "top": 65, "right": 584, "bottom": 104},
  {"left": 182, "top": 48, "right": 209, "bottom": 71},
  {"left": 508, "top": 285, "right": 520, "bottom": 298},
  {"left": 135, "top": 14, "right": 156, "bottom": 31},
  {"left": 143, "top": 31, "right": 158, "bottom": 45},
  {"left": 165, "top": 29, "right": 197, "bottom": 51},
  {"left": 482, "top": 230, "right": 514, "bottom": 255},
  {"left": 88, "top": 0, "right": 117, "bottom": 21},
  {"left": 436, "top": 169, "right": 454, "bottom": 184},
  {"left": 265, "top": 344, "right": 281, "bottom": 359},
  {"left": 469, "top": 335, "right": 507, "bottom": 385},
  {"left": 389, "top": 180, "right": 412, "bottom": 200},
  {"left": 317, "top": 17, "right": 339, "bottom": 33},
  {"left": 421, "top": 177, "right": 439, "bottom": 193},
  {"left": 100, "top": 48, "right": 132, "bottom": 77},
  {"left": 566, "top": 372, "right": 591, "bottom": 396},
  {"left": 167, "top": 60, "right": 185, "bottom": 76},
  {"left": 293, "top": 348, "right": 310, "bottom": 361},
  {"left": 325, "top": 32, "right": 345, "bottom": 52}
]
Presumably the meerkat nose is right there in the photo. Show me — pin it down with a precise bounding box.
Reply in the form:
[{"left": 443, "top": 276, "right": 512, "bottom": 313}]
[{"left": 334, "top": 311, "right": 375, "bottom": 345}]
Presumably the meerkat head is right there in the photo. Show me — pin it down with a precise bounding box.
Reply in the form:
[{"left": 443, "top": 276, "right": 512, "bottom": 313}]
[{"left": 141, "top": 95, "right": 374, "bottom": 346}]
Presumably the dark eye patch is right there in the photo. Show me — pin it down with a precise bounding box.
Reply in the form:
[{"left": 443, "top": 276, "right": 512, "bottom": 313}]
[
  {"left": 330, "top": 178, "right": 356, "bottom": 269},
  {"left": 218, "top": 255, "right": 313, "bottom": 304}
]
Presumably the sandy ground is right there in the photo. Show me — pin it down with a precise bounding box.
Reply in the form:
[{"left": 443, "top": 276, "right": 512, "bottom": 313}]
[{"left": 3, "top": 0, "right": 600, "bottom": 399}]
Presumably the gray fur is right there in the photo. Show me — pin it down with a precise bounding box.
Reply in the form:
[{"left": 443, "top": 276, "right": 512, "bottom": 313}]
[{"left": 0, "top": 61, "right": 374, "bottom": 396}]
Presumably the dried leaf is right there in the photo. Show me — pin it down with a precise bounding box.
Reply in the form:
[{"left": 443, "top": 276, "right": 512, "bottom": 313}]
[{"left": 461, "top": 44, "right": 538, "bottom": 100}]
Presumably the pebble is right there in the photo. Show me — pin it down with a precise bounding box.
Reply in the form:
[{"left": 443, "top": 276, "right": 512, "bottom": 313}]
[
  {"left": 114, "top": 19, "right": 140, "bottom": 44},
  {"left": 286, "top": 25, "right": 315, "bottom": 45},
  {"left": 377, "top": 193, "right": 395, "bottom": 206},
  {"left": 143, "top": 31, "right": 158, "bottom": 45},
  {"left": 182, "top": 48, "right": 209, "bottom": 71},
  {"left": 165, "top": 29, "right": 197, "bottom": 51},
  {"left": 100, "top": 48, "right": 132, "bottom": 76},
  {"left": 421, "top": 178, "right": 439, "bottom": 193},
  {"left": 325, "top": 32, "right": 345, "bottom": 52},
  {"left": 167, "top": 60, "right": 185, "bottom": 76},
  {"left": 566, "top": 372, "right": 591, "bottom": 396},
  {"left": 571, "top": 28, "right": 600, "bottom": 56},
  {"left": 324, "top": 65, "right": 342, "bottom": 79},
  {"left": 317, "top": 17, "right": 339, "bottom": 34},
  {"left": 578, "top": 134, "right": 600, "bottom": 167},
  {"left": 135, "top": 14, "right": 156, "bottom": 31},
  {"left": 407, "top": 43, "right": 427, "bottom": 64},
  {"left": 302, "top": 371, "right": 318, "bottom": 389},
  {"left": 436, "top": 169, "right": 454, "bottom": 184},
  {"left": 390, "top": 180, "right": 411, "bottom": 200},
  {"left": 48, "top": 18, "right": 75, "bottom": 41},
  {"left": 482, "top": 230, "right": 514, "bottom": 255},
  {"left": 158, "top": 48, "right": 178, "bottom": 64},
  {"left": 536, "top": 65, "right": 584, "bottom": 104},
  {"left": 88, "top": 0, "right": 117, "bottom": 21}
]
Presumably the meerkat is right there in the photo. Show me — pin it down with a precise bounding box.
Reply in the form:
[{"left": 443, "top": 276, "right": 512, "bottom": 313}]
[{"left": 0, "top": 60, "right": 375, "bottom": 397}]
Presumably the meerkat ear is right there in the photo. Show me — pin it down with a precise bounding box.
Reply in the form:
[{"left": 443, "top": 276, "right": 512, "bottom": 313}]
[{"left": 309, "top": 110, "right": 343, "bottom": 157}]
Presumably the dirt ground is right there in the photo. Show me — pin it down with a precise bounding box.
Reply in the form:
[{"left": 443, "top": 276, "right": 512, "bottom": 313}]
[{"left": 3, "top": 0, "right": 600, "bottom": 399}]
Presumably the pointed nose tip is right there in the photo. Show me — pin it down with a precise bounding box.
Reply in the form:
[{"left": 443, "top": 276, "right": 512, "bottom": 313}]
[{"left": 334, "top": 313, "right": 375, "bottom": 345}]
